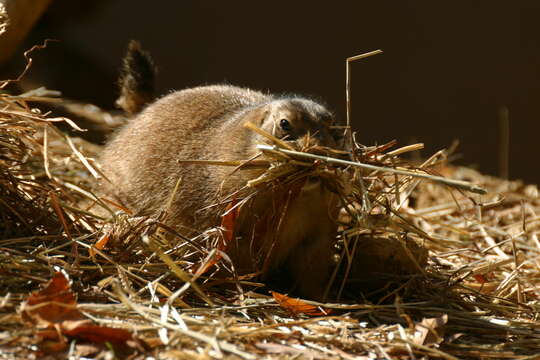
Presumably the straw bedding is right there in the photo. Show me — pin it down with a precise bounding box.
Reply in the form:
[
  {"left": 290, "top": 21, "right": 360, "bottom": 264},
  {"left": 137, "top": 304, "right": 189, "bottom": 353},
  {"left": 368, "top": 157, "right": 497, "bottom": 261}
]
[{"left": 1, "top": 78, "right": 539, "bottom": 359}]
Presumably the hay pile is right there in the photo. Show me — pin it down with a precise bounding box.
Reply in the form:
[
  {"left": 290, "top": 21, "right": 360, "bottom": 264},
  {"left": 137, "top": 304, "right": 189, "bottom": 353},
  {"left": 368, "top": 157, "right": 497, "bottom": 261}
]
[{"left": 1, "top": 79, "right": 540, "bottom": 359}]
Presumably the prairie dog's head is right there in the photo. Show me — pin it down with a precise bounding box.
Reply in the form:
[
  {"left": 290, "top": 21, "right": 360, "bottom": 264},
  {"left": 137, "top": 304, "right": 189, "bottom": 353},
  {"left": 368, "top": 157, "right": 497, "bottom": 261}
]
[{"left": 245, "top": 98, "right": 342, "bottom": 148}]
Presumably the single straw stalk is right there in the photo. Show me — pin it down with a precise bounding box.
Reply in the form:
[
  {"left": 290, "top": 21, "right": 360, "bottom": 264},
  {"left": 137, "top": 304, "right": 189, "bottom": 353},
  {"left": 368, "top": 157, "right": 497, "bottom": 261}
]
[{"left": 346, "top": 49, "right": 383, "bottom": 148}]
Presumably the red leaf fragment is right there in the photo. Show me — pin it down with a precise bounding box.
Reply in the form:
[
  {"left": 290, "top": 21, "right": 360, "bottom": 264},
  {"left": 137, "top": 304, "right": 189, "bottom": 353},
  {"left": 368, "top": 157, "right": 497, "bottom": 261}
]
[
  {"left": 193, "top": 199, "right": 240, "bottom": 276},
  {"left": 272, "top": 291, "right": 332, "bottom": 316},
  {"left": 90, "top": 232, "right": 111, "bottom": 257},
  {"left": 94, "top": 232, "right": 111, "bottom": 250},
  {"left": 63, "top": 322, "right": 133, "bottom": 343},
  {"left": 221, "top": 199, "right": 239, "bottom": 247},
  {"left": 473, "top": 274, "right": 488, "bottom": 284}
]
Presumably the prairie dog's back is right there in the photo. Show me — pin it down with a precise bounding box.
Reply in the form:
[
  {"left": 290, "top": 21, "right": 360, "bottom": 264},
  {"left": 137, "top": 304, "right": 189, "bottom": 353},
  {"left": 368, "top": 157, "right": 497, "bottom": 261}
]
[{"left": 100, "top": 85, "right": 272, "bottom": 224}]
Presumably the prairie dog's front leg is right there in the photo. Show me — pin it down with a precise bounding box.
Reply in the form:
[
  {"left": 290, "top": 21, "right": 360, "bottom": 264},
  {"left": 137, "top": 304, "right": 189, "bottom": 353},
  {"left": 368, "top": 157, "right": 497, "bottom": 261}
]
[{"left": 286, "top": 230, "right": 335, "bottom": 301}]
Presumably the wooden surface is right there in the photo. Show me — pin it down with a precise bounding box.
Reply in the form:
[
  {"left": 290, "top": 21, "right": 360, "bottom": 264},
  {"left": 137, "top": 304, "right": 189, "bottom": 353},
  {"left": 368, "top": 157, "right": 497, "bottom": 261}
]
[{"left": 0, "top": 0, "right": 52, "bottom": 65}]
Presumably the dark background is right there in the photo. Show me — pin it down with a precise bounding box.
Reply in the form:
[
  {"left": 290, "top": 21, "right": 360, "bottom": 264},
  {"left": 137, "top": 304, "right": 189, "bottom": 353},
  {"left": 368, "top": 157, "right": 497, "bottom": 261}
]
[{"left": 6, "top": 1, "right": 540, "bottom": 184}]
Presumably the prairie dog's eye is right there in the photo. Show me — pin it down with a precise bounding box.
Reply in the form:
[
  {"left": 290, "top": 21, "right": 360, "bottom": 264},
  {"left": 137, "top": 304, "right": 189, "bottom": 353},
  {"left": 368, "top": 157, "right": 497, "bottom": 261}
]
[{"left": 280, "top": 119, "right": 292, "bottom": 131}]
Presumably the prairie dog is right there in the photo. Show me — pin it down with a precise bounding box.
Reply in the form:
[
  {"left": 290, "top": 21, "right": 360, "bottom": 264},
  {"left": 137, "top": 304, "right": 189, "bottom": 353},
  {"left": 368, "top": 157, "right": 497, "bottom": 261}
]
[{"left": 100, "top": 84, "right": 341, "bottom": 299}]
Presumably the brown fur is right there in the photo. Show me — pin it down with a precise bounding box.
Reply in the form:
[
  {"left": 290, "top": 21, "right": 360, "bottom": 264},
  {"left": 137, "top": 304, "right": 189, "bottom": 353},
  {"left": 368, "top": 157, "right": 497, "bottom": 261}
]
[{"left": 99, "top": 85, "right": 341, "bottom": 299}]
